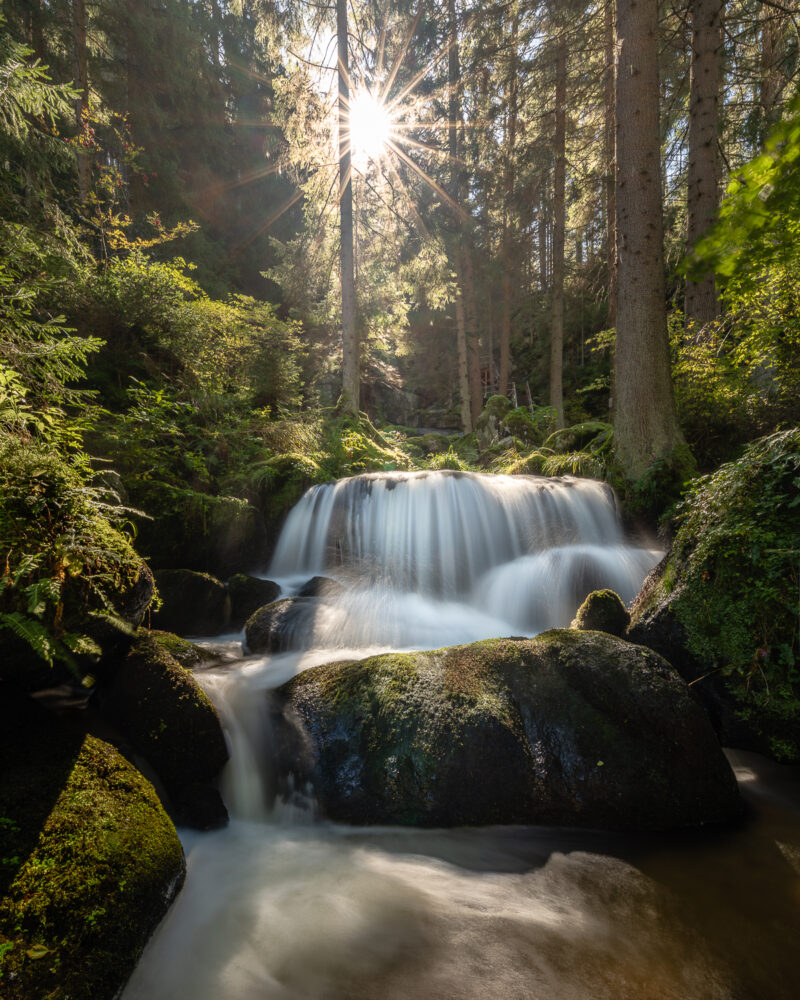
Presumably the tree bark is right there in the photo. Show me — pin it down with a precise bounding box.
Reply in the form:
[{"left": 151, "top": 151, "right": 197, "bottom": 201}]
[
  {"left": 550, "top": 36, "right": 566, "bottom": 428},
  {"left": 499, "top": 5, "right": 520, "bottom": 398},
  {"left": 338, "top": 0, "right": 359, "bottom": 413},
  {"left": 614, "top": 0, "right": 685, "bottom": 480},
  {"left": 685, "top": 0, "right": 721, "bottom": 330},
  {"left": 72, "top": 0, "right": 91, "bottom": 203},
  {"left": 604, "top": 0, "right": 617, "bottom": 327},
  {"left": 448, "top": 0, "right": 473, "bottom": 432}
]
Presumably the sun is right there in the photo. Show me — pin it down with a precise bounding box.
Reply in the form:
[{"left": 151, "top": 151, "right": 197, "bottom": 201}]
[{"left": 348, "top": 90, "right": 393, "bottom": 167}]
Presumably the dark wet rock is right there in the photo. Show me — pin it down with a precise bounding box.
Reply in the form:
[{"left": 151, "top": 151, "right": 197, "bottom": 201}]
[
  {"left": 135, "top": 496, "right": 270, "bottom": 579},
  {"left": 271, "top": 630, "right": 743, "bottom": 830},
  {"left": 228, "top": 574, "right": 281, "bottom": 629},
  {"left": 95, "top": 630, "right": 229, "bottom": 829},
  {"left": 152, "top": 568, "right": 228, "bottom": 637},
  {"left": 296, "top": 575, "right": 345, "bottom": 599},
  {"left": 245, "top": 597, "right": 320, "bottom": 653},
  {"left": 572, "top": 589, "right": 630, "bottom": 637},
  {"left": 0, "top": 691, "right": 185, "bottom": 1000},
  {"left": 148, "top": 629, "right": 214, "bottom": 669}
]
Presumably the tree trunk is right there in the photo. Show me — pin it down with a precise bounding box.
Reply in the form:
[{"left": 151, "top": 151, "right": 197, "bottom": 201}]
[
  {"left": 338, "top": 0, "right": 359, "bottom": 413},
  {"left": 463, "top": 244, "right": 483, "bottom": 421},
  {"left": 500, "top": 5, "right": 520, "bottom": 398},
  {"left": 604, "top": 0, "right": 617, "bottom": 327},
  {"left": 550, "top": 37, "right": 566, "bottom": 429},
  {"left": 448, "top": 0, "right": 473, "bottom": 432},
  {"left": 685, "top": 0, "right": 721, "bottom": 330},
  {"left": 72, "top": 0, "right": 91, "bottom": 203},
  {"left": 614, "top": 0, "right": 685, "bottom": 481},
  {"left": 759, "top": 6, "right": 787, "bottom": 140}
]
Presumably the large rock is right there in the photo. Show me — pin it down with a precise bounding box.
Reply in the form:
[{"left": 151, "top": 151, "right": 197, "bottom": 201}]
[
  {"left": 628, "top": 429, "right": 800, "bottom": 763},
  {"left": 228, "top": 574, "right": 281, "bottom": 629},
  {"left": 152, "top": 568, "right": 228, "bottom": 636},
  {"left": 245, "top": 597, "right": 319, "bottom": 653},
  {"left": 0, "top": 693, "right": 185, "bottom": 1000},
  {"left": 572, "top": 589, "right": 630, "bottom": 637},
  {"left": 271, "top": 630, "right": 743, "bottom": 830},
  {"left": 96, "top": 630, "right": 229, "bottom": 828}
]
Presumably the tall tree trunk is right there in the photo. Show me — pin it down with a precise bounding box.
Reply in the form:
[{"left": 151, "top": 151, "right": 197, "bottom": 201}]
[
  {"left": 604, "top": 0, "right": 617, "bottom": 327},
  {"left": 463, "top": 244, "right": 483, "bottom": 421},
  {"left": 538, "top": 190, "right": 548, "bottom": 292},
  {"left": 448, "top": 0, "right": 473, "bottom": 432},
  {"left": 550, "top": 37, "right": 566, "bottom": 429},
  {"left": 685, "top": 0, "right": 721, "bottom": 330},
  {"left": 760, "top": 6, "right": 787, "bottom": 140},
  {"left": 72, "top": 0, "right": 91, "bottom": 203},
  {"left": 338, "top": 0, "right": 359, "bottom": 413},
  {"left": 500, "top": 5, "right": 520, "bottom": 398},
  {"left": 614, "top": 0, "right": 685, "bottom": 480}
]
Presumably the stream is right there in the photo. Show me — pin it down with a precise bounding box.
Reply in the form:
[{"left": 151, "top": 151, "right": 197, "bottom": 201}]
[{"left": 123, "top": 472, "right": 800, "bottom": 999}]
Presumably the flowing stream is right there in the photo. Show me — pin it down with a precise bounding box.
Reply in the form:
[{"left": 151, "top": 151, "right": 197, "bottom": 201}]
[{"left": 123, "top": 472, "right": 800, "bottom": 1000}]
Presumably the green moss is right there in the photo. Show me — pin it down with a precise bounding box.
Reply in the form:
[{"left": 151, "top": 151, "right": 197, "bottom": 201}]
[
  {"left": 148, "top": 629, "right": 211, "bottom": 668},
  {"left": 572, "top": 590, "right": 630, "bottom": 637},
  {"left": 0, "top": 709, "right": 184, "bottom": 1000}
]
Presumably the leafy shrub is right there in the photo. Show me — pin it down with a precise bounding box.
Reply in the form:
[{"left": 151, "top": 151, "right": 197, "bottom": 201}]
[{"left": 669, "top": 429, "right": 800, "bottom": 700}]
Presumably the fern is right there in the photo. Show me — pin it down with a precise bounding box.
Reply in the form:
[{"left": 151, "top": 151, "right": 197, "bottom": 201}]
[{"left": 0, "top": 611, "right": 57, "bottom": 666}]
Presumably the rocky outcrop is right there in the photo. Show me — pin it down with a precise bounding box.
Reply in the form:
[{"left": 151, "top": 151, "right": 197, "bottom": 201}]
[
  {"left": 271, "top": 630, "right": 742, "bottom": 830},
  {"left": 228, "top": 574, "right": 281, "bottom": 629},
  {"left": 296, "top": 575, "right": 345, "bottom": 599},
  {"left": 572, "top": 589, "right": 630, "bottom": 637},
  {"left": 152, "top": 569, "right": 229, "bottom": 637},
  {"left": 96, "top": 630, "right": 229, "bottom": 829},
  {"left": 0, "top": 693, "right": 185, "bottom": 1000}
]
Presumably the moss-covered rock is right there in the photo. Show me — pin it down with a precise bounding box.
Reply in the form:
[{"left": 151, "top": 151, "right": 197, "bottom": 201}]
[
  {"left": 228, "top": 574, "right": 281, "bottom": 629},
  {"left": 148, "top": 629, "right": 213, "bottom": 668},
  {"left": 475, "top": 395, "right": 513, "bottom": 449},
  {"left": 628, "top": 429, "right": 800, "bottom": 763},
  {"left": 245, "top": 597, "right": 319, "bottom": 653},
  {"left": 152, "top": 568, "right": 229, "bottom": 637},
  {"left": 572, "top": 589, "right": 630, "bottom": 637},
  {"left": 271, "top": 630, "right": 742, "bottom": 830},
  {"left": 96, "top": 630, "right": 229, "bottom": 828},
  {"left": 543, "top": 421, "right": 612, "bottom": 454},
  {"left": 0, "top": 693, "right": 184, "bottom": 1000}
]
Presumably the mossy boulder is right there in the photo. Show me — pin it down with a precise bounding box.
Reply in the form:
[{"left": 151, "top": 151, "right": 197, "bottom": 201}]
[
  {"left": 572, "top": 589, "right": 630, "bottom": 637},
  {"left": 543, "top": 421, "right": 612, "bottom": 454},
  {"left": 271, "top": 630, "right": 742, "bottom": 830},
  {"left": 628, "top": 430, "right": 800, "bottom": 763},
  {"left": 245, "top": 597, "right": 319, "bottom": 653},
  {"left": 0, "top": 694, "right": 184, "bottom": 1000},
  {"left": 227, "top": 574, "right": 281, "bottom": 629},
  {"left": 152, "top": 568, "right": 229, "bottom": 637},
  {"left": 475, "top": 395, "right": 513, "bottom": 449},
  {"left": 148, "top": 629, "right": 214, "bottom": 669},
  {"left": 96, "top": 631, "right": 229, "bottom": 828}
]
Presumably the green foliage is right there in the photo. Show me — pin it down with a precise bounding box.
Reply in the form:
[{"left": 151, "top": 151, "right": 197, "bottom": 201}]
[
  {"left": 0, "top": 437, "right": 141, "bottom": 675},
  {"left": 624, "top": 442, "right": 696, "bottom": 523},
  {"left": 670, "top": 429, "right": 800, "bottom": 700},
  {"left": 679, "top": 97, "right": 800, "bottom": 465}
]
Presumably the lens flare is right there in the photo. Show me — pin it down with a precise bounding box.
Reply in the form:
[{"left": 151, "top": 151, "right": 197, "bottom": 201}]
[{"left": 348, "top": 90, "right": 392, "bottom": 166}]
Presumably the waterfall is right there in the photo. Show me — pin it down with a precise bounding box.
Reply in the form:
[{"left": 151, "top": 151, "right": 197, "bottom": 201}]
[{"left": 267, "top": 471, "right": 661, "bottom": 643}]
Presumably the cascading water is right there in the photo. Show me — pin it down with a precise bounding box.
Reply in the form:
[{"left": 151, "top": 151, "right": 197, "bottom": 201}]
[
  {"left": 123, "top": 471, "right": 800, "bottom": 1000},
  {"left": 267, "top": 471, "right": 661, "bottom": 648}
]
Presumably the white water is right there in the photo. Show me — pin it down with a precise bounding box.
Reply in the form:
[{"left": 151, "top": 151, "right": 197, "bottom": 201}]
[{"left": 123, "top": 472, "right": 800, "bottom": 1000}]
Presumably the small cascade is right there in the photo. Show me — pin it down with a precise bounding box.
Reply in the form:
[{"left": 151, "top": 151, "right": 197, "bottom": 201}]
[{"left": 268, "top": 471, "right": 660, "bottom": 642}]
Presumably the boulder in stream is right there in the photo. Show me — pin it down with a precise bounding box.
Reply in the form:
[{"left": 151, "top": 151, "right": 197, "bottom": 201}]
[
  {"left": 0, "top": 693, "right": 185, "bottom": 1000},
  {"left": 96, "top": 630, "right": 229, "bottom": 829},
  {"left": 572, "top": 589, "right": 630, "bottom": 637},
  {"left": 272, "top": 630, "right": 743, "bottom": 830},
  {"left": 152, "top": 568, "right": 229, "bottom": 636},
  {"left": 228, "top": 574, "right": 281, "bottom": 629},
  {"left": 245, "top": 597, "right": 320, "bottom": 653}
]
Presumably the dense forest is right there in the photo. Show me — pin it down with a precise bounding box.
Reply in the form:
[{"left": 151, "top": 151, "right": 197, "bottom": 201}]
[{"left": 2, "top": 1, "right": 800, "bottom": 998}]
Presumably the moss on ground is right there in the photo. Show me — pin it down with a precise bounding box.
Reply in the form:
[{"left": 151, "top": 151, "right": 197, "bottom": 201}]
[{"left": 0, "top": 695, "right": 184, "bottom": 1000}]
